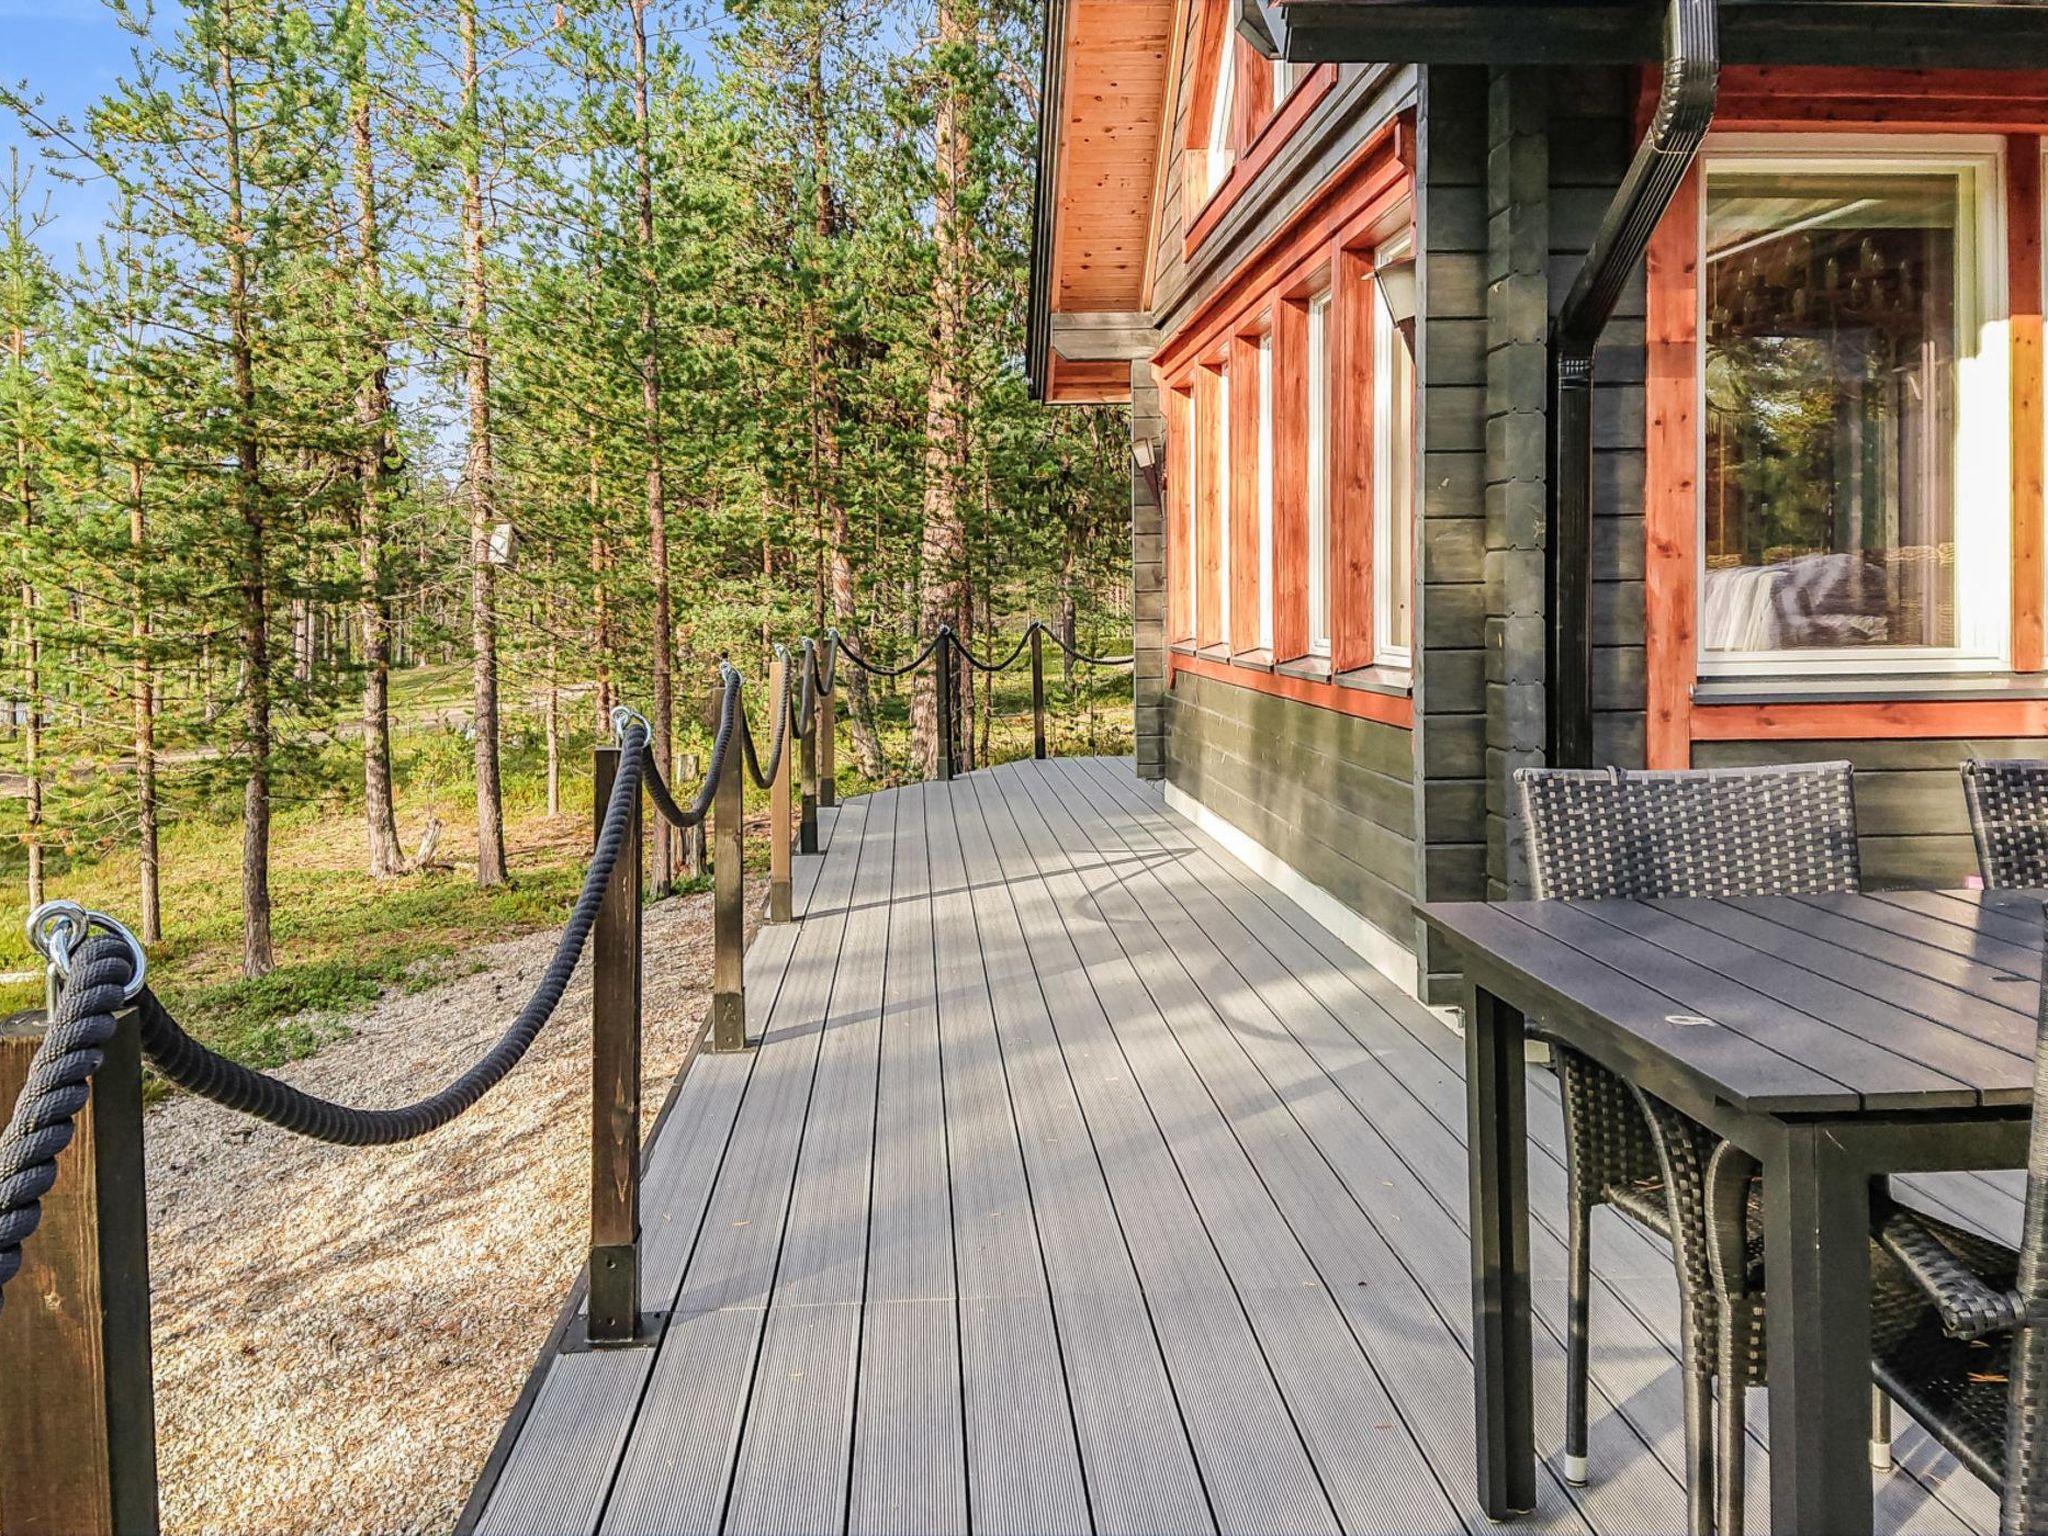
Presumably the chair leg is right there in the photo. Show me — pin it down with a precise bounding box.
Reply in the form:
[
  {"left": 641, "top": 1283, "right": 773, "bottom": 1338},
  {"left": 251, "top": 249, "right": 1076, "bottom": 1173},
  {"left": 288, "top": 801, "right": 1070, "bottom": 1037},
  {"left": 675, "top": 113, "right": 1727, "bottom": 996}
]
[
  {"left": 1681, "top": 1302, "right": 1715, "bottom": 1536},
  {"left": 1565, "top": 1195, "right": 1593, "bottom": 1486},
  {"left": 1870, "top": 1386, "right": 1893, "bottom": 1472},
  {"left": 1717, "top": 1319, "right": 1747, "bottom": 1536}
]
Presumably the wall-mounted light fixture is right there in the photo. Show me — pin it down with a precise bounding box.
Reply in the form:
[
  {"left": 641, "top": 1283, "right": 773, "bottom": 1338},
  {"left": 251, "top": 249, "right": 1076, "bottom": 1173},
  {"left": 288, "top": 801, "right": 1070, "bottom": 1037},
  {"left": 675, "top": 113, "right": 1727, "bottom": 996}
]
[
  {"left": 1132, "top": 436, "right": 1165, "bottom": 508},
  {"left": 1375, "top": 253, "right": 1419, "bottom": 343}
]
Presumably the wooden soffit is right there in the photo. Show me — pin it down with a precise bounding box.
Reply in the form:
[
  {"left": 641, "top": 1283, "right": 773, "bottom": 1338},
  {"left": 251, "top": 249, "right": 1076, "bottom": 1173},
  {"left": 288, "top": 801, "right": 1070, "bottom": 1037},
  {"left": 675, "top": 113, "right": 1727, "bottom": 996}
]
[{"left": 1048, "top": 0, "right": 1177, "bottom": 316}]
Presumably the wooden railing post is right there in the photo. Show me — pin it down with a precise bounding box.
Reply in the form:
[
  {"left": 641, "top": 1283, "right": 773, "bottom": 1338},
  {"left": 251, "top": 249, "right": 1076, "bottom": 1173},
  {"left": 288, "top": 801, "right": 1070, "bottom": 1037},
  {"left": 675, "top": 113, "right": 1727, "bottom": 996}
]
[
  {"left": 711, "top": 695, "right": 746, "bottom": 1052},
  {"left": 588, "top": 744, "right": 642, "bottom": 1344},
  {"left": 816, "top": 649, "right": 837, "bottom": 810},
  {"left": 1030, "top": 625, "right": 1048, "bottom": 761},
  {"left": 768, "top": 652, "right": 793, "bottom": 923},
  {"left": 798, "top": 646, "right": 819, "bottom": 857},
  {"left": 935, "top": 635, "right": 955, "bottom": 783},
  {"left": 0, "top": 1005, "right": 159, "bottom": 1536}
]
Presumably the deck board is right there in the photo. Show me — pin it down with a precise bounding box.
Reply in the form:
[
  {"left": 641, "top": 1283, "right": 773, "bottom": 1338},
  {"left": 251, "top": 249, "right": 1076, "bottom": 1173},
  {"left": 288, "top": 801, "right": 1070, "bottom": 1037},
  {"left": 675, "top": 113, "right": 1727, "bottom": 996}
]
[{"left": 471, "top": 758, "right": 2002, "bottom": 1536}]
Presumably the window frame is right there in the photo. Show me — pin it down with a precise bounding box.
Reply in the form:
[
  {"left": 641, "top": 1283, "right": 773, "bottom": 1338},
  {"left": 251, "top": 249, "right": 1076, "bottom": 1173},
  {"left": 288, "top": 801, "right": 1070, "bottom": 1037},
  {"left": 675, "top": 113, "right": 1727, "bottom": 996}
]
[
  {"left": 1372, "top": 233, "right": 1416, "bottom": 668},
  {"left": 1692, "top": 132, "right": 2013, "bottom": 680},
  {"left": 1257, "top": 330, "right": 1276, "bottom": 652},
  {"left": 1307, "top": 289, "right": 1334, "bottom": 657},
  {"left": 1216, "top": 358, "right": 1233, "bottom": 644}
]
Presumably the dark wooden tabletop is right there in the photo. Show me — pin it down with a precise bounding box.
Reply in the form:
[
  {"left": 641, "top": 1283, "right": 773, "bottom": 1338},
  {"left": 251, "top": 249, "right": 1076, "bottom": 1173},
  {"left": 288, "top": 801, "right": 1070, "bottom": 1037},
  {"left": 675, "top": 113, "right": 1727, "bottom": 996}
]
[{"left": 1421, "top": 888, "right": 2046, "bottom": 1116}]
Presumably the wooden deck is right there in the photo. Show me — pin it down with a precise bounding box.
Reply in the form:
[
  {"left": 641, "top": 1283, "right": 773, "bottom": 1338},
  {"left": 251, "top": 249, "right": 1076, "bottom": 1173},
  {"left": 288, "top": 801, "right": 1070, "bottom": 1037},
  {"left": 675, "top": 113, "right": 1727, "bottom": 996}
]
[{"left": 464, "top": 756, "right": 2017, "bottom": 1536}]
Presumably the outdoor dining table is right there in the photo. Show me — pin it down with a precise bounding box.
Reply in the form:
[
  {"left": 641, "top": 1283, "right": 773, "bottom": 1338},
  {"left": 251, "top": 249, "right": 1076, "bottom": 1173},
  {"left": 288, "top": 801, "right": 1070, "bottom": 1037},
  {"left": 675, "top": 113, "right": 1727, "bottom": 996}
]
[{"left": 1419, "top": 888, "right": 2044, "bottom": 1536}]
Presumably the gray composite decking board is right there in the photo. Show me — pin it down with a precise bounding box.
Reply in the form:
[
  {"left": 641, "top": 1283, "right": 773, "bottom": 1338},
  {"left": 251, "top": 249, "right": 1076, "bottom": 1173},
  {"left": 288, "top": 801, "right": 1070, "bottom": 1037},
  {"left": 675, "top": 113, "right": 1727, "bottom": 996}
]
[
  {"left": 598, "top": 798, "right": 875, "bottom": 1536},
  {"left": 849, "top": 781, "right": 970, "bottom": 1536},
  {"left": 991, "top": 763, "right": 1603, "bottom": 1536},
  {"left": 1064, "top": 757, "right": 1996, "bottom": 1536},
  {"left": 918, "top": 781, "right": 1099, "bottom": 1536},
  {"left": 1038, "top": 761, "right": 1682, "bottom": 1529},
  {"left": 723, "top": 790, "right": 898, "bottom": 1536},
  {"left": 475, "top": 916, "right": 804, "bottom": 1536},
  {"left": 958, "top": 774, "right": 1376, "bottom": 1536},
  {"left": 1033, "top": 761, "right": 1702, "bottom": 1534},
  {"left": 987, "top": 767, "right": 1503, "bottom": 1534},
  {"left": 924, "top": 778, "right": 1198, "bottom": 1536}
]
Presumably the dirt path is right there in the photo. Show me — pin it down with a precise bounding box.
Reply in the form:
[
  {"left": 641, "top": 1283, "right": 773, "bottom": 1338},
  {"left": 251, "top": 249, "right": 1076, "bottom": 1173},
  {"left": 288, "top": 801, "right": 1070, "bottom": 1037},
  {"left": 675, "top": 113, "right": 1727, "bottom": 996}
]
[{"left": 145, "top": 890, "right": 727, "bottom": 1535}]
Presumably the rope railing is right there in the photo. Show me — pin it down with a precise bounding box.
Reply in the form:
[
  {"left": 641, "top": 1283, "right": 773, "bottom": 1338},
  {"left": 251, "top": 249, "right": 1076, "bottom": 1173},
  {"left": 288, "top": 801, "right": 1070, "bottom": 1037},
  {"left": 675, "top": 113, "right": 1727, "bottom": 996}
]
[{"left": 0, "top": 615, "right": 1128, "bottom": 1524}]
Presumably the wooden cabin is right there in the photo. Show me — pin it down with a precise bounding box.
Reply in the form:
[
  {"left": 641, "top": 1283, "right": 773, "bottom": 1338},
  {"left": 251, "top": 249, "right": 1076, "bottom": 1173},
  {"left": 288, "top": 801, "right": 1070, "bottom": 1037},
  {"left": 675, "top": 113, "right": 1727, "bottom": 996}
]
[{"left": 1028, "top": 0, "right": 2048, "bottom": 1002}]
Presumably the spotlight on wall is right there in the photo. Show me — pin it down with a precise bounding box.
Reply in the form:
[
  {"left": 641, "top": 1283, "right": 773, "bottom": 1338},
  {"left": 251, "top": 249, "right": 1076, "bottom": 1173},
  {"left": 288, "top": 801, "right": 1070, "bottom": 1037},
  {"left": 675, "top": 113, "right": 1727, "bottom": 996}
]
[
  {"left": 1376, "top": 253, "right": 1419, "bottom": 341},
  {"left": 1132, "top": 436, "right": 1164, "bottom": 506}
]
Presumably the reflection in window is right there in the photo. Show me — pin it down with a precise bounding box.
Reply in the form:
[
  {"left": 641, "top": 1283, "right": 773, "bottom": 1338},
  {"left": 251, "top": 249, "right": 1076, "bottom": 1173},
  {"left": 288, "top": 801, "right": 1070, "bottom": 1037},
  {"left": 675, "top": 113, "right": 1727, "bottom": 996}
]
[
  {"left": 1701, "top": 166, "right": 1975, "bottom": 658},
  {"left": 1308, "top": 292, "right": 1332, "bottom": 655}
]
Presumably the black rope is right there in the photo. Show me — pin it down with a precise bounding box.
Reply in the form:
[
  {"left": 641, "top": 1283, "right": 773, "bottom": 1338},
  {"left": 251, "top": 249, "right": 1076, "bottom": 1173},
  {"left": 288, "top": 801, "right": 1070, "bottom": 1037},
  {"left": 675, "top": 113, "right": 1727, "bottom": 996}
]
[
  {"left": 1039, "top": 624, "right": 1135, "bottom": 668},
  {"left": 131, "top": 723, "right": 649, "bottom": 1147},
  {"left": 743, "top": 652, "right": 791, "bottom": 790},
  {"left": 946, "top": 627, "right": 1035, "bottom": 674},
  {"left": 816, "top": 633, "right": 839, "bottom": 695},
  {"left": 795, "top": 639, "right": 819, "bottom": 739},
  {"left": 0, "top": 936, "right": 133, "bottom": 1315},
  {"left": 644, "top": 667, "right": 740, "bottom": 831},
  {"left": 834, "top": 630, "right": 943, "bottom": 680}
]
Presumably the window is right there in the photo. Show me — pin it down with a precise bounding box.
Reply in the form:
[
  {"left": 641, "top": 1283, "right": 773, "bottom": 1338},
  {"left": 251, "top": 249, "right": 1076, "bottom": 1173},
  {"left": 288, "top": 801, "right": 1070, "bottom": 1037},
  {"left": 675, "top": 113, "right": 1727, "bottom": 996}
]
[
  {"left": 1257, "top": 332, "right": 1275, "bottom": 651},
  {"left": 1698, "top": 138, "right": 2009, "bottom": 675},
  {"left": 1199, "top": 22, "right": 1237, "bottom": 202},
  {"left": 1184, "top": 394, "right": 1199, "bottom": 641},
  {"left": 1307, "top": 290, "right": 1333, "bottom": 655},
  {"left": 1216, "top": 362, "right": 1232, "bottom": 644},
  {"left": 1374, "top": 237, "right": 1416, "bottom": 663}
]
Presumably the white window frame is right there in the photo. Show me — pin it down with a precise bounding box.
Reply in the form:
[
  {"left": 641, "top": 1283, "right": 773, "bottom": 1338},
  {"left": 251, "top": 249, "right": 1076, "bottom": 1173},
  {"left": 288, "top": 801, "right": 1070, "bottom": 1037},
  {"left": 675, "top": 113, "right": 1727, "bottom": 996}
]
[
  {"left": 1695, "top": 133, "right": 2012, "bottom": 679},
  {"left": 1271, "top": 58, "right": 1307, "bottom": 106},
  {"left": 1257, "top": 332, "right": 1276, "bottom": 651},
  {"left": 1373, "top": 233, "right": 1416, "bottom": 668},
  {"left": 1202, "top": 20, "right": 1236, "bottom": 202},
  {"left": 1307, "top": 291, "right": 1333, "bottom": 656},
  {"left": 1216, "top": 362, "right": 1232, "bottom": 644},
  {"left": 1184, "top": 392, "right": 1199, "bottom": 641}
]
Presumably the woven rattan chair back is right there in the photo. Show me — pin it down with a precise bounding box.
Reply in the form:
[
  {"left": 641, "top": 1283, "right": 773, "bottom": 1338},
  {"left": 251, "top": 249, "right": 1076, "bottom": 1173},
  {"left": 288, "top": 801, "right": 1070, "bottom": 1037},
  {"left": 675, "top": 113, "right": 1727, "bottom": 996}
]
[
  {"left": 1962, "top": 759, "right": 2048, "bottom": 889},
  {"left": 1516, "top": 762, "right": 1863, "bottom": 903}
]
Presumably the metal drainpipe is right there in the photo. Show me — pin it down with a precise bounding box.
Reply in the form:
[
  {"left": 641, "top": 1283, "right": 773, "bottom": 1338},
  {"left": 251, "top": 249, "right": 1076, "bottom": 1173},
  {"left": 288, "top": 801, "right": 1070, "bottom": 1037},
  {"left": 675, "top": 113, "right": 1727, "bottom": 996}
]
[{"left": 1546, "top": 0, "right": 1719, "bottom": 768}]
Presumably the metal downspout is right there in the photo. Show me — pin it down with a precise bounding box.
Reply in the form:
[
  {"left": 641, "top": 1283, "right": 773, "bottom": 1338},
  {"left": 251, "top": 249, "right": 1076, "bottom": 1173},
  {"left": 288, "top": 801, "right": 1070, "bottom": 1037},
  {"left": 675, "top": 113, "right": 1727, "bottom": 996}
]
[{"left": 1546, "top": 0, "right": 1719, "bottom": 767}]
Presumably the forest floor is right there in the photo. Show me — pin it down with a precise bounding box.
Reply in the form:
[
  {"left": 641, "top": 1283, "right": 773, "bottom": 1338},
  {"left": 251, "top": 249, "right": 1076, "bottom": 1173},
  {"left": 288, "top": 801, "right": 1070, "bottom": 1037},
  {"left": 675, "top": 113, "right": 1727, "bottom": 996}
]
[{"left": 145, "top": 886, "right": 737, "bottom": 1535}]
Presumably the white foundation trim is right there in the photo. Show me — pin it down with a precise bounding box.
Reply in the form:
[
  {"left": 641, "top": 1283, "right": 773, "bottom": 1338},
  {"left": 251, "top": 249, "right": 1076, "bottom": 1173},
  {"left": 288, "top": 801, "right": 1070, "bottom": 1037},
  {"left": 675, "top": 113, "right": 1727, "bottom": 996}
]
[{"left": 1164, "top": 781, "right": 1420, "bottom": 998}]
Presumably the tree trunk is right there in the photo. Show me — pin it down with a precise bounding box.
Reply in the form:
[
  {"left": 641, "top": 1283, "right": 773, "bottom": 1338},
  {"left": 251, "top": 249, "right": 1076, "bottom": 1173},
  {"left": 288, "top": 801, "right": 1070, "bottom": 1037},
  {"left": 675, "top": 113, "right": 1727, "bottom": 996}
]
[
  {"left": 911, "top": 0, "right": 975, "bottom": 778},
  {"left": 223, "top": 35, "right": 273, "bottom": 976},
  {"left": 8, "top": 314, "right": 41, "bottom": 914},
  {"left": 803, "top": 30, "right": 884, "bottom": 778},
  {"left": 130, "top": 462, "right": 159, "bottom": 943},
  {"left": 545, "top": 577, "right": 561, "bottom": 816},
  {"left": 461, "top": 0, "right": 507, "bottom": 888},
  {"left": 350, "top": 33, "right": 407, "bottom": 879},
  {"left": 631, "top": 0, "right": 675, "bottom": 889}
]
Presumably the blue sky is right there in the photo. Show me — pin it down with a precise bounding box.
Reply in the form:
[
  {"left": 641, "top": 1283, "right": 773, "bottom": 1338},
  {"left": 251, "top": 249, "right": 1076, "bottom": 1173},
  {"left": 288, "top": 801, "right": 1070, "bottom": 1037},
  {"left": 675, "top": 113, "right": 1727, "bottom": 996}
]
[{"left": 3, "top": 0, "right": 135, "bottom": 255}]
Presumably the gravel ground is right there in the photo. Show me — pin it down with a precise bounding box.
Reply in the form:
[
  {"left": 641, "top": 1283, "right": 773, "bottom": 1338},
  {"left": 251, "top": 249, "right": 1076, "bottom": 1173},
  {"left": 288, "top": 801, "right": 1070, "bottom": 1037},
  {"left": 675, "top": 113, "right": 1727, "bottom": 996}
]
[{"left": 145, "top": 890, "right": 726, "bottom": 1536}]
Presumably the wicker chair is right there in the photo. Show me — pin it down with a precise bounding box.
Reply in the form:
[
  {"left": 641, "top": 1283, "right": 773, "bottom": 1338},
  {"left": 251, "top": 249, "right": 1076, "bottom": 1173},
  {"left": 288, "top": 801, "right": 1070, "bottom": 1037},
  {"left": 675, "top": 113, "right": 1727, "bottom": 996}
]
[
  {"left": 1517, "top": 762, "right": 1864, "bottom": 1536},
  {"left": 1861, "top": 992, "right": 2048, "bottom": 1532},
  {"left": 1963, "top": 760, "right": 2048, "bottom": 889}
]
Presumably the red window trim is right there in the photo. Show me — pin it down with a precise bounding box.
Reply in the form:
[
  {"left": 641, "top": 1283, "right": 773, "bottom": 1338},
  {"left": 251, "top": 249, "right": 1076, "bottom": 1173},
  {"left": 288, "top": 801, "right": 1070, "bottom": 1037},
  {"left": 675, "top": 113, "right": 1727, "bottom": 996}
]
[{"left": 1641, "top": 71, "right": 2048, "bottom": 766}]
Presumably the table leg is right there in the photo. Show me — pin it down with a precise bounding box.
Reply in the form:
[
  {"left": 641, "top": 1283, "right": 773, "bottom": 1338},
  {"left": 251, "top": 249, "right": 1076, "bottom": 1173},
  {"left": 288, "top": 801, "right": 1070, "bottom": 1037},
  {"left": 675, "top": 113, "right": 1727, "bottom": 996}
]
[
  {"left": 1466, "top": 982, "right": 1535, "bottom": 1518},
  {"left": 1763, "top": 1122, "right": 1874, "bottom": 1536}
]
